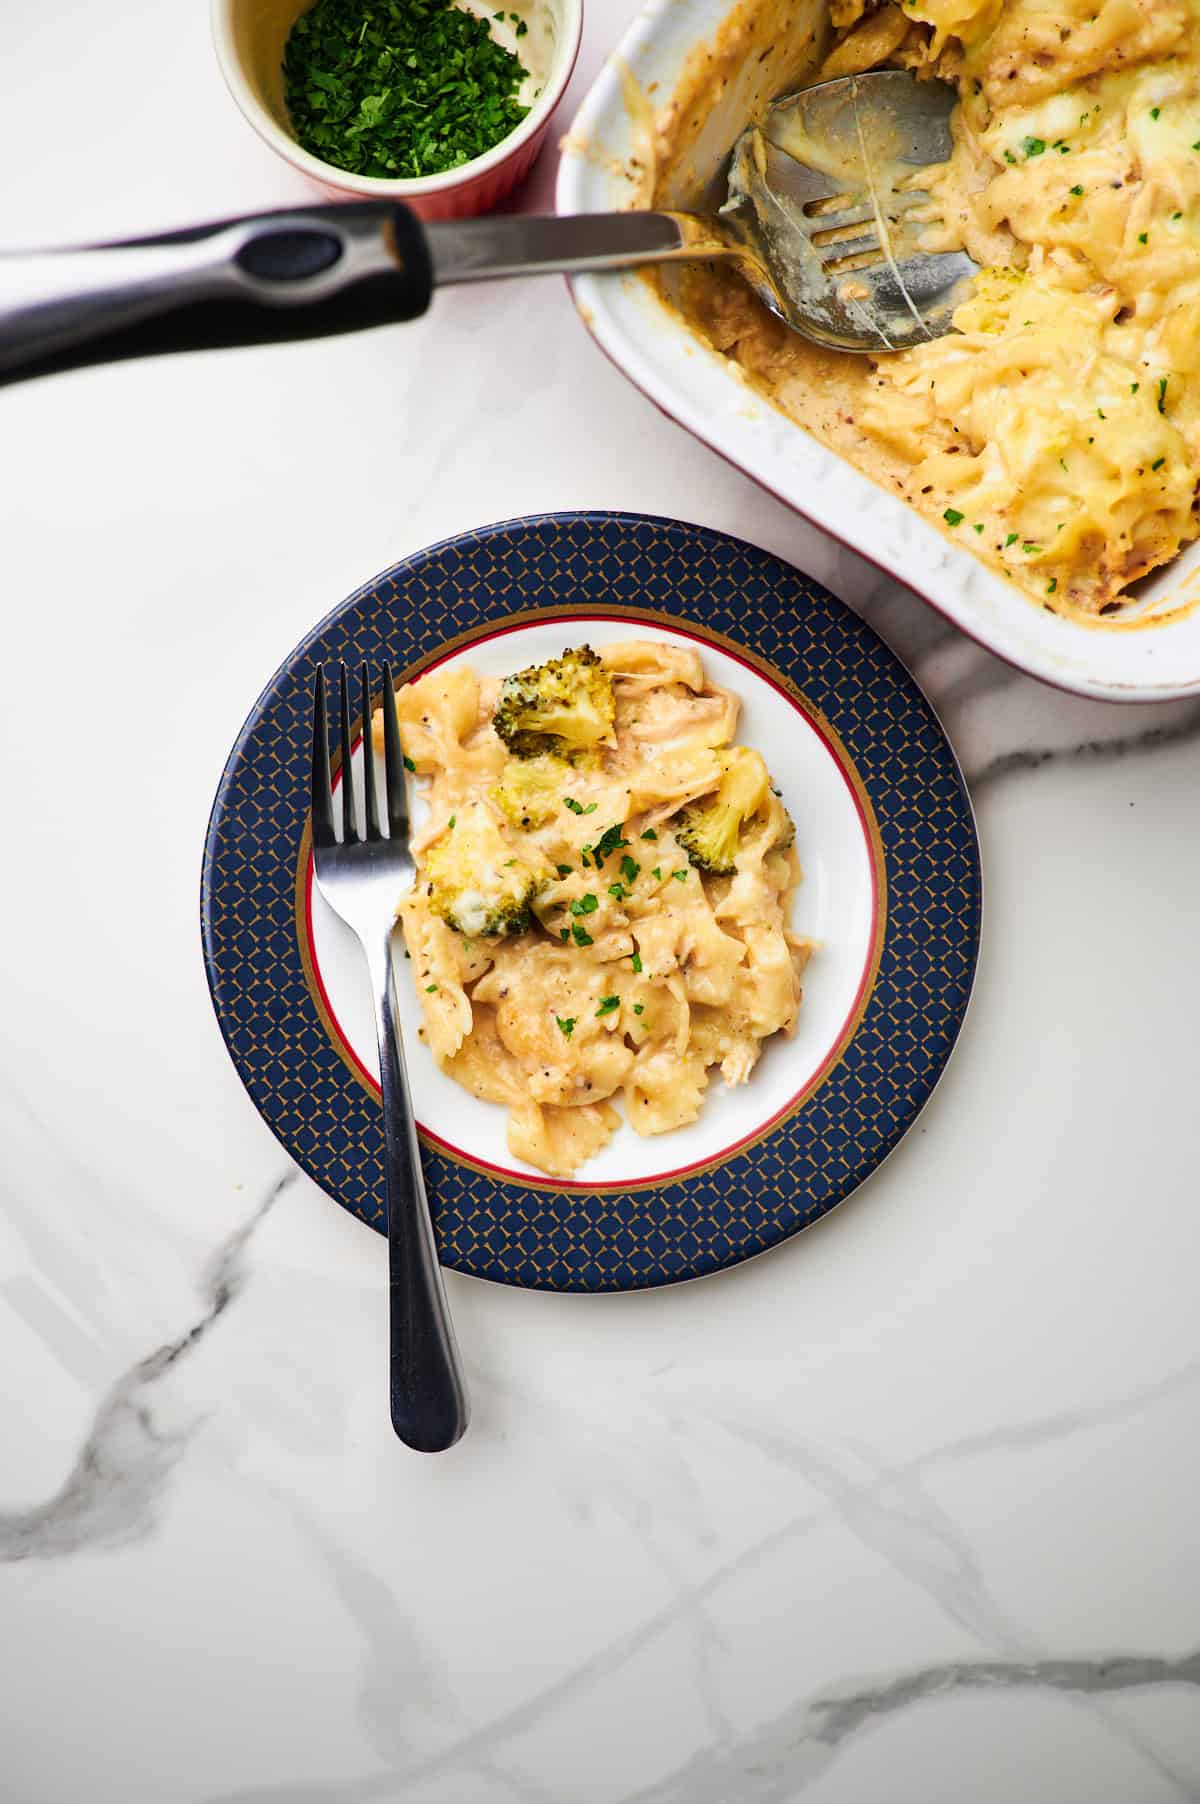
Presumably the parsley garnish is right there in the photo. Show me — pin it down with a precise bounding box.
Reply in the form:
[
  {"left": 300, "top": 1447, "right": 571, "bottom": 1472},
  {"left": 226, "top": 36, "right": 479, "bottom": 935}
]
[
  {"left": 672, "top": 869, "right": 688, "bottom": 882},
  {"left": 571, "top": 924, "right": 593, "bottom": 948},
  {"left": 1005, "top": 533, "right": 1018, "bottom": 547},
  {"left": 652, "top": 866, "right": 662, "bottom": 880},
  {"left": 591, "top": 823, "right": 630, "bottom": 867},
  {"left": 608, "top": 882, "right": 627, "bottom": 901},
  {"left": 595, "top": 995, "right": 620, "bottom": 1017},
  {"left": 1022, "top": 137, "right": 1046, "bottom": 158},
  {"left": 1046, "top": 579, "right": 1058, "bottom": 594},
  {"left": 556, "top": 1016, "right": 576, "bottom": 1038},
  {"left": 631, "top": 951, "right": 643, "bottom": 973},
  {"left": 633, "top": 1003, "right": 644, "bottom": 1016},
  {"left": 283, "top": 0, "right": 531, "bottom": 182},
  {"left": 425, "top": 983, "right": 438, "bottom": 992},
  {"left": 1158, "top": 377, "right": 1169, "bottom": 413},
  {"left": 403, "top": 754, "right": 416, "bottom": 772},
  {"left": 569, "top": 894, "right": 599, "bottom": 916},
  {"left": 1152, "top": 456, "right": 1166, "bottom": 470},
  {"left": 564, "top": 796, "right": 597, "bottom": 815},
  {"left": 559, "top": 928, "right": 570, "bottom": 942},
  {"left": 1070, "top": 185, "right": 1083, "bottom": 196},
  {"left": 556, "top": 863, "right": 573, "bottom": 878},
  {"left": 944, "top": 508, "right": 964, "bottom": 526},
  {"left": 620, "top": 855, "right": 640, "bottom": 885},
  {"left": 640, "top": 827, "right": 658, "bottom": 841}
]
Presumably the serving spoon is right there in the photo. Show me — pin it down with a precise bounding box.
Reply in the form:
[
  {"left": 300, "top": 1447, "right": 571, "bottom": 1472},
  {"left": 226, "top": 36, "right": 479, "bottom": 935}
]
[{"left": 0, "top": 70, "right": 975, "bottom": 381}]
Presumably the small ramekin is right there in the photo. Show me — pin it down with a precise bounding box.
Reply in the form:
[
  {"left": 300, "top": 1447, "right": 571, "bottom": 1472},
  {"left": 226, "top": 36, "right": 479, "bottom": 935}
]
[{"left": 212, "top": 0, "right": 583, "bottom": 221}]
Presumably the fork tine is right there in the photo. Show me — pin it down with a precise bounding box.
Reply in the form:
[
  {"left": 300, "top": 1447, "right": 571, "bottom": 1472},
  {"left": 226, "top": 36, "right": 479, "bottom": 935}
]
[
  {"left": 360, "top": 663, "right": 383, "bottom": 842},
  {"left": 380, "top": 660, "right": 409, "bottom": 842},
  {"left": 338, "top": 663, "right": 359, "bottom": 845},
  {"left": 310, "top": 668, "right": 336, "bottom": 850}
]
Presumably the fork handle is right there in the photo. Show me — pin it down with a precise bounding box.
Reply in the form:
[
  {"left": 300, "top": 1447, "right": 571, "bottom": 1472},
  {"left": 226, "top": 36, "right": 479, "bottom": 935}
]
[{"left": 369, "top": 941, "right": 469, "bottom": 1453}]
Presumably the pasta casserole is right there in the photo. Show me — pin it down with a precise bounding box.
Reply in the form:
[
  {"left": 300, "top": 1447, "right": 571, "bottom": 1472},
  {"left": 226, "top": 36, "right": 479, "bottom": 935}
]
[
  {"left": 376, "top": 640, "right": 811, "bottom": 1179},
  {"left": 658, "top": 0, "right": 1200, "bottom": 621}
]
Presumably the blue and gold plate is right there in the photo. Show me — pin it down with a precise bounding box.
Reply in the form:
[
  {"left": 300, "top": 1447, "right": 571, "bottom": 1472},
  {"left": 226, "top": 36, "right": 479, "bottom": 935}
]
[{"left": 201, "top": 512, "right": 981, "bottom": 1290}]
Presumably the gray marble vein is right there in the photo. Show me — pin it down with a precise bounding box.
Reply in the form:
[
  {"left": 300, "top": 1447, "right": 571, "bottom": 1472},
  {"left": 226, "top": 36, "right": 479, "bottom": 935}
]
[
  {"left": 612, "top": 1648, "right": 1200, "bottom": 1804},
  {"left": 970, "top": 698, "right": 1200, "bottom": 795},
  {"left": 203, "top": 1357, "right": 1200, "bottom": 1804},
  {"left": 263, "top": 1489, "right": 458, "bottom": 1759},
  {"left": 0, "top": 1171, "right": 293, "bottom": 1561}
]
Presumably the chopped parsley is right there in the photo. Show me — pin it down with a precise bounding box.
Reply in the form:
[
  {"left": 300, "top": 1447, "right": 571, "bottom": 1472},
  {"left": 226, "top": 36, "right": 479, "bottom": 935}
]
[
  {"left": 1158, "top": 377, "right": 1169, "bottom": 413},
  {"left": 1152, "top": 456, "right": 1166, "bottom": 470},
  {"left": 555, "top": 863, "right": 573, "bottom": 879},
  {"left": 559, "top": 928, "right": 570, "bottom": 941},
  {"left": 620, "top": 855, "right": 640, "bottom": 885},
  {"left": 1022, "top": 137, "right": 1046, "bottom": 158},
  {"left": 671, "top": 869, "right": 689, "bottom": 882},
  {"left": 1070, "top": 184, "right": 1083, "bottom": 197},
  {"left": 1138, "top": 232, "right": 1149, "bottom": 245},
  {"left": 571, "top": 924, "right": 593, "bottom": 948},
  {"left": 569, "top": 893, "right": 599, "bottom": 916},
  {"left": 608, "top": 882, "right": 627, "bottom": 901},
  {"left": 591, "top": 823, "right": 630, "bottom": 867},
  {"left": 425, "top": 983, "right": 438, "bottom": 992},
  {"left": 595, "top": 995, "right": 620, "bottom": 1017},
  {"left": 1005, "top": 533, "right": 1019, "bottom": 547},
  {"left": 447, "top": 814, "right": 455, "bottom": 828},
  {"left": 944, "top": 507, "right": 964, "bottom": 526},
  {"left": 564, "top": 796, "right": 598, "bottom": 815},
  {"left": 633, "top": 1003, "right": 644, "bottom": 1016},
  {"left": 402, "top": 754, "right": 416, "bottom": 772},
  {"left": 630, "top": 951, "right": 643, "bottom": 973},
  {"left": 652, "top": 866, "right": 662, "bottom": 880},
  {"left": 1150, "top": 107, "right": 1161, "bottom": 120},
  {"left": 1046, "top": 578, "right": 1058, "bottom": 594},
  {"left": 556, "top": 1016, "right": 576, "bottom": 1038},
  {"left": 283, "top": 0, "right": 531, "bottom": 182},
  {"left": 640, "top": 827, "right": 658, "bottom": 841}
]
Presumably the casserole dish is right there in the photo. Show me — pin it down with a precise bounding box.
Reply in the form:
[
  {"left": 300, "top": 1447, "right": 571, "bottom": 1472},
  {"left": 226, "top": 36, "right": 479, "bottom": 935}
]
[{"left": 556, "top": 0, "right": 1200, "bottom": 701}]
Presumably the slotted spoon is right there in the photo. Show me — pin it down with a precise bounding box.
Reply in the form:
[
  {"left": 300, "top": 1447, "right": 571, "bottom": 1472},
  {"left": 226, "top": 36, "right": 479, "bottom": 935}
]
[{"left": 0, "top": 69, "right": 975, "bottom": 379}]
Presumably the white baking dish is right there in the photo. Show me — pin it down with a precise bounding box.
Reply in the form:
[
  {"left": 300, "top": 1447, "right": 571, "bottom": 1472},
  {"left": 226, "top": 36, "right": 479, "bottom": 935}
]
[{"left": 555, "top": 0, "right": 1200, "bottom": 702}]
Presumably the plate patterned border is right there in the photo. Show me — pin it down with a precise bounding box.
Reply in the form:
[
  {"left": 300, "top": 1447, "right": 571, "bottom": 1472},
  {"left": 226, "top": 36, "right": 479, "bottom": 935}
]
[{"left": 201, "top": 512, "right": 981, "bottom": 1291}]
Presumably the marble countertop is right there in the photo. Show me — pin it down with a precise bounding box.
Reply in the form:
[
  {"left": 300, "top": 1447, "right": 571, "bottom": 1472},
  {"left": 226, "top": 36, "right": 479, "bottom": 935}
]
[{"left": 3, "top": 3, "right": 1199, "bottom": 1800}]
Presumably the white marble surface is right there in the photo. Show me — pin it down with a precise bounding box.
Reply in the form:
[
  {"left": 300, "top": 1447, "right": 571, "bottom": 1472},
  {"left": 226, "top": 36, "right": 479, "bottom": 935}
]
[{"left": 3, "top": 3, "right": 1200, "bottom": 1800}]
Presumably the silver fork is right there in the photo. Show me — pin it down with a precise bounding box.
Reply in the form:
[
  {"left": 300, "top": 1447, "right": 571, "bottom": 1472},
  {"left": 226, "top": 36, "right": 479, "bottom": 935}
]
[{"left": 310, "top": 662, "right": 469, "bottom": 1452}]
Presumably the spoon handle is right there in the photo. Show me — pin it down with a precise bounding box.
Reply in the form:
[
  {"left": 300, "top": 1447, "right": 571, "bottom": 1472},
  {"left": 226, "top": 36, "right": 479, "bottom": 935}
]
[{"left": 0, "top": 201, "right": 736, "bottom": 384}]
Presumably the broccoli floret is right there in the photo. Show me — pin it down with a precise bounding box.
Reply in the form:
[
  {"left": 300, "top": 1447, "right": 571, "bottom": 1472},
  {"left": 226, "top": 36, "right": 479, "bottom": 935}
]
[
  {"left": 492, "top": 645, "right": 616, "bottom": 761},
  {"left": 491, "top": 755, "right": 570, "bottom": 830},
  {"left": 675, "top": 749, "right": 770, "bottom": 874},
  {"left": 423, "top": 803, "right": 545, "bottom": 937}
]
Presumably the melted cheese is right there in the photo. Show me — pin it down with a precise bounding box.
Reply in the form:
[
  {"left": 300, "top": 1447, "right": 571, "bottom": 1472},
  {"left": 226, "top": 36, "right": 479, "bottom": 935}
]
[
  {"left": 378, "top": 644, "right": 811, "bottom": 1180},
  {"left": 660, "top": 0, "right": 1200, "bottom": 619}
]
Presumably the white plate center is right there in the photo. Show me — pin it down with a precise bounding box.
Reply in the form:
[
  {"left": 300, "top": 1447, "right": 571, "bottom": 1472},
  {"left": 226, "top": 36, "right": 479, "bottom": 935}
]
[{"left": 306, "top": 617, "right": 879, "bottom": 1187}]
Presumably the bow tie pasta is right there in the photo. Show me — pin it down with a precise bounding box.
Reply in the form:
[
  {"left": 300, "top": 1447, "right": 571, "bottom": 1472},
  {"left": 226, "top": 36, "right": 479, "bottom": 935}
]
[{"left": 377, "top": 643, "right": 812, "bottom": 1180}]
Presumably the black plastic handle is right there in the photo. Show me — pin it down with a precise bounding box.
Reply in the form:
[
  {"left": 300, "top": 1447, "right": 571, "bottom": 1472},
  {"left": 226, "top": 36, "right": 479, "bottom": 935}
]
[{"left": 0, "top": 202, "right": 433, "bottom": 385}]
